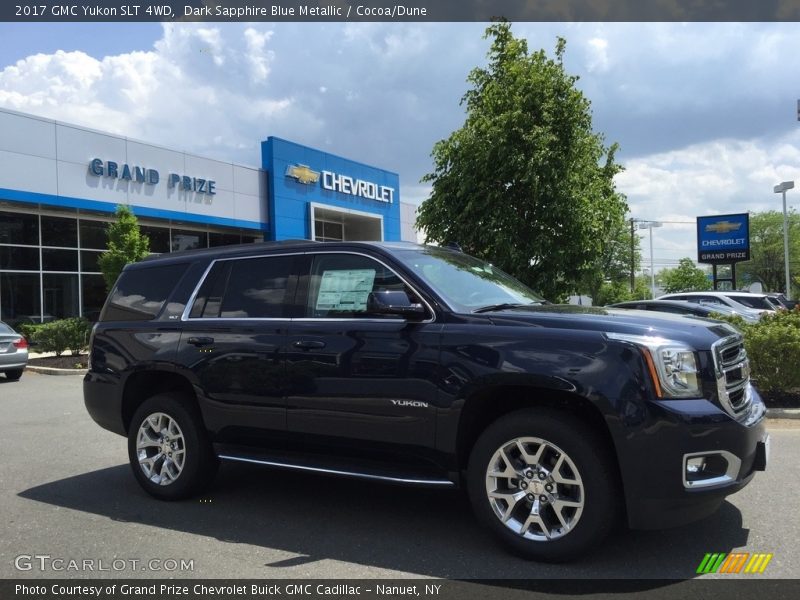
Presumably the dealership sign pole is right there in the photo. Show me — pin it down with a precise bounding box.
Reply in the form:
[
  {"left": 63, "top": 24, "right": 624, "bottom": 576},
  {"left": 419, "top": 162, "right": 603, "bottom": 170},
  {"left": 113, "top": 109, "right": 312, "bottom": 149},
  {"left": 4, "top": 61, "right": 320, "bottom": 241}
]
[{"left": 696, "top": 213, "right": 751, "bottom": 290}]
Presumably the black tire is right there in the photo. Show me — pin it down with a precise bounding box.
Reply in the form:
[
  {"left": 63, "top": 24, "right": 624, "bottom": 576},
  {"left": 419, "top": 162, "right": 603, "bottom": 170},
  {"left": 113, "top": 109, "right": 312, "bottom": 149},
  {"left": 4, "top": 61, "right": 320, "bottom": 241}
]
[
  {"left": 4, "top": 369, "right": 23, "bottom": 381},
  {"left": 128, "top": 393, "right": 218, "bottom": 500},
  {"left": 467, "top": 408, "right": 620, "bottom": 562}
]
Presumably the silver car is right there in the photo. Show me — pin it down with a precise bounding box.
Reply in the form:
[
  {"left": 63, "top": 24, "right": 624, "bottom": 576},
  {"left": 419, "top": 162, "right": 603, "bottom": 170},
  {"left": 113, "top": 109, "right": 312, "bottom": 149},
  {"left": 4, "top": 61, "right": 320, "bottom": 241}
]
[{"left": 0, "top": 321, "right": 28, "bottom": 381}]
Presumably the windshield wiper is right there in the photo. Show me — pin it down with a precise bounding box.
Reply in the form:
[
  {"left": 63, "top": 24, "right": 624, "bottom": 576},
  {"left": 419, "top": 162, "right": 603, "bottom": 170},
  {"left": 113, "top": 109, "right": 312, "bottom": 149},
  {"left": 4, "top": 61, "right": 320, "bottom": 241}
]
[{"left": 472, "top": 302, "right": 538, "bottom": 313}]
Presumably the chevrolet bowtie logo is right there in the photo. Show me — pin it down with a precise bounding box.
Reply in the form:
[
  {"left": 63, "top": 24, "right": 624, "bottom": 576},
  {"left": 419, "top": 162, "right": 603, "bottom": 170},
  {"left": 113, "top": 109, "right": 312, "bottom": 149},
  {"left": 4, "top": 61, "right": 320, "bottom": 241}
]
[
  {"left": 285, "top": 164, "right": 320, "bottom": 185},
  {"left": 705, "top": 221, "right": 742, "bottom": 234}
]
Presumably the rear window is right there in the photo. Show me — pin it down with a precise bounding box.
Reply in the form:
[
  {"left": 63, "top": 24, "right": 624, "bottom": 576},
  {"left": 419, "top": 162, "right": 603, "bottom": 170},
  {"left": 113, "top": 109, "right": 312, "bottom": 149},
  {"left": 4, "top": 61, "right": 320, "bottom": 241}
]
[
  {"left": 726, "top": 295, "right": 771, "bottom": 310},
  {"left": 190, "top": 256, "right": 293, "bottom": 319},
  {"left": 101, "top": 263, "right": 188, "bottom": 321}
]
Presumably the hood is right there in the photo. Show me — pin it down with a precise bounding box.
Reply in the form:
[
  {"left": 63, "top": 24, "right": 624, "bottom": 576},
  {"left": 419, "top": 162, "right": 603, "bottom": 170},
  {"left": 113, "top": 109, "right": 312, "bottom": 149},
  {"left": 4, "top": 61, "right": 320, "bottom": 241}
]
[{"left": 483, "top": 305, "right": 740, "bottom": 350}]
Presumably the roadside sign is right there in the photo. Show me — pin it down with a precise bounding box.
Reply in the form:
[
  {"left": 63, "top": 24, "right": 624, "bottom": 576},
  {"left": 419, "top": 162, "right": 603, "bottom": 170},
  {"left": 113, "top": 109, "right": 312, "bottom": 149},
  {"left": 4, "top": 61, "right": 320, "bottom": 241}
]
[{"left": 696, "top": 213, "right": 750, "bottom": 264}]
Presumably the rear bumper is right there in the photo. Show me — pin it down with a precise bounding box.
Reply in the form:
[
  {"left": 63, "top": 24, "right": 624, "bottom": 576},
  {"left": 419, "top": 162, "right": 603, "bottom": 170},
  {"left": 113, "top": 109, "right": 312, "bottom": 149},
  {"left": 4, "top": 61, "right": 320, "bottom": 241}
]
[
  {"left": 620, "top": 388, "right": 767, "bottom": 530},
  {"left": 83, "top": 371, "right": 126, "bottom": 436}
]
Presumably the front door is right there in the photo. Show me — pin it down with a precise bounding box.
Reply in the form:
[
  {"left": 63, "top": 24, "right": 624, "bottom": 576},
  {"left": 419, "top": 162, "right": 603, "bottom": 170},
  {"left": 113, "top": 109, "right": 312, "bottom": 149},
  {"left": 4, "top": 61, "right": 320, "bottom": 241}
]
[{"left": 285, "top": 252, "right": 441, "bottom": 460}]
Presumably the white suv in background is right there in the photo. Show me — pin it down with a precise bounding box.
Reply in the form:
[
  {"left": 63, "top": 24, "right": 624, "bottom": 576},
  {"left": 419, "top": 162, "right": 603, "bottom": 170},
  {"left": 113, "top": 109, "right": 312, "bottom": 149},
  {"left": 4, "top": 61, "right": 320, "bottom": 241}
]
[{"left": 657, "top": 291, "right": 775, "bottom": 319}]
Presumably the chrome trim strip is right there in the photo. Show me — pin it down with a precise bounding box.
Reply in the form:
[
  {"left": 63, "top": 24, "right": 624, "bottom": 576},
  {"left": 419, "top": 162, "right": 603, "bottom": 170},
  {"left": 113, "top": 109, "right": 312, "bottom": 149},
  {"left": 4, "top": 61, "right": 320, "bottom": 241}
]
[
  {"left": 181, "top": 249, "right": 436, "bottom": 324},
  {"left": 682, "top": 450, "right": 741, "bottom": 490},
  {"left": 217, "top": 454, "right": 455, "bottom": 487}
]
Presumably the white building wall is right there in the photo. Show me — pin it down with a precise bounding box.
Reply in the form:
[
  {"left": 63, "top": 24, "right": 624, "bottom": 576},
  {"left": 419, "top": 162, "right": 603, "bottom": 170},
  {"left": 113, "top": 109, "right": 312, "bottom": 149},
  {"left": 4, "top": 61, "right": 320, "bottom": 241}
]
[
  {"left": 0, "top": 107, "right": 267, "bottom": 228},
  {"left": 400, "top": 201, "right": 419, "bottom": 242}
]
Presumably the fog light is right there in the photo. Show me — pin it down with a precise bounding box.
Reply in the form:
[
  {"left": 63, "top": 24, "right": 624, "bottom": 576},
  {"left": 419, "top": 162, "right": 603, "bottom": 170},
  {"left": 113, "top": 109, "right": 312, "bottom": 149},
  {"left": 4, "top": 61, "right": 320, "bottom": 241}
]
[
  {"left": 683, "top": 450, "right": 741, "bottom": 489},
  {"left": 686, "top": 457, "right": 706, "bottom": 474}
]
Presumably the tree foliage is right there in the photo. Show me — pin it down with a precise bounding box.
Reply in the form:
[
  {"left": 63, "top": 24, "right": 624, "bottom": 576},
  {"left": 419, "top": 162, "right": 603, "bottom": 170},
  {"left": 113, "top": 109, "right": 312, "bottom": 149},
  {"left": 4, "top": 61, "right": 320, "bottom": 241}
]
[
  {"left": 737, "top": 210, "right": 800, "bottom": 295},
  {"left": 416, "top": 22, "right": 628, "bottom": 300},
  {"left": 98, "top": 205, "right": 150, "bottom": 291},
  {"left": 659, "top": 257, "right": 711, "bottom": 294},
  {"left": 580, "top": 219, "right": 642, "bottom": 303}
]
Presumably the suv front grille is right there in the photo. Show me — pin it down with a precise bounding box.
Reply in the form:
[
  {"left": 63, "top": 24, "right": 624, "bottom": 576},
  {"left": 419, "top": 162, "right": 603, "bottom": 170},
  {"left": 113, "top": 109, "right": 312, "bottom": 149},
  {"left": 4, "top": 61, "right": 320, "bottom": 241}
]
[{"left": 712, "top": 335, "right": 752, "bottom": 418}]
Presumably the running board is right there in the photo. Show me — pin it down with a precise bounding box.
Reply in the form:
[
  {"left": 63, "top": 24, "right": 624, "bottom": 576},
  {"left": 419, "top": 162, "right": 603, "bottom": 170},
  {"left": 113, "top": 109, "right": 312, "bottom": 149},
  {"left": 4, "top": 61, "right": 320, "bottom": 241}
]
[{"left": 217, "top": 452, "right": 456, "bottom": 488}]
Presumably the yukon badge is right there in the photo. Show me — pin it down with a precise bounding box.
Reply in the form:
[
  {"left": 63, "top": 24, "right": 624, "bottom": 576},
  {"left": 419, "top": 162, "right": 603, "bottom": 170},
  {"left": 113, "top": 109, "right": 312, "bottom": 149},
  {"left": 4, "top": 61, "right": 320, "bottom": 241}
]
[{"left": 391, "top": 400, "right": 429, "bottom": 408}]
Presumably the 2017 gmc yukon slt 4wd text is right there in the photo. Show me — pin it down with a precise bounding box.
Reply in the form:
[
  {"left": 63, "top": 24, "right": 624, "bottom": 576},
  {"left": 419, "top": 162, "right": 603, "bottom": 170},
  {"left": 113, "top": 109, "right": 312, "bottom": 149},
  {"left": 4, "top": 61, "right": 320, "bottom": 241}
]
[{"left": 84, "top": 241, "right": 768, "bottom": 561}]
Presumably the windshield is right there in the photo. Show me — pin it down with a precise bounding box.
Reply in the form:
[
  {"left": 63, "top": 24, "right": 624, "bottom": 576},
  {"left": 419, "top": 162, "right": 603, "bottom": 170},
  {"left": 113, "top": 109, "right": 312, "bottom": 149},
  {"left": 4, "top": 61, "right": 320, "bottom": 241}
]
[
  {"left": 394, "top": 247, "right": 546, "bottom": 312},
  {"left": 726, "top": 295, "right": 773, "bottom": 310}
]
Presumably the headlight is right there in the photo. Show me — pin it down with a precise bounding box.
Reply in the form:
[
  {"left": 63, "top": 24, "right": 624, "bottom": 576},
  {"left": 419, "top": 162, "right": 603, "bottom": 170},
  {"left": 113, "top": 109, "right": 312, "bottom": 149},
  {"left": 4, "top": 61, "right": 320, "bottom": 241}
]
[{"left": 607, "top": 333, "right": 701, "bottom": 398}]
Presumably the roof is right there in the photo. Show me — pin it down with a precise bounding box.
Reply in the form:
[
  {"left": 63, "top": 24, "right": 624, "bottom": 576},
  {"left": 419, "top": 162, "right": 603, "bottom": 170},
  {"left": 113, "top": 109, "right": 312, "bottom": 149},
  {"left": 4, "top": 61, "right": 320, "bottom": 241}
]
[{"left": 129, "top": 239, "right": 428, "bottom": 269}]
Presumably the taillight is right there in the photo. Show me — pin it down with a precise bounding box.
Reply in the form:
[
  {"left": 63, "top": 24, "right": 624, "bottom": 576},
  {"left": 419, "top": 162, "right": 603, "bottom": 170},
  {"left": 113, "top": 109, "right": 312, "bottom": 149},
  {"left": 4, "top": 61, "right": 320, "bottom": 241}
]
[{"left": 13, "top": 337, "right": 28, "bottom": 349}]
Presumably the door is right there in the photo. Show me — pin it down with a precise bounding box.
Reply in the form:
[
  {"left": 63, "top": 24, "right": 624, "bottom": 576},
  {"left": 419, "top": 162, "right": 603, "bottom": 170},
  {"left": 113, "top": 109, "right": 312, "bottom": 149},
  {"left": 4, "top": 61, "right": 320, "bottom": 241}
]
[
  {"left": 176, "top": 254, "right": 298, "bottom": 446},
  {"left": 285, "top": 252, "right": 441, "bottom": 458}
]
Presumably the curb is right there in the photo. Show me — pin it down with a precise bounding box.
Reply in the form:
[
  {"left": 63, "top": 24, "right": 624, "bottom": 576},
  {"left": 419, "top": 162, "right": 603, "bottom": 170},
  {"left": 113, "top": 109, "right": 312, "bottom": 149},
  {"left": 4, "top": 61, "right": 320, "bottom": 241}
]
[
  {"left": 26, "top": 366, "right": 87, "bottom": 377},
  {"left": 766, "top": 408, "right": 800, "bottom": 420}
]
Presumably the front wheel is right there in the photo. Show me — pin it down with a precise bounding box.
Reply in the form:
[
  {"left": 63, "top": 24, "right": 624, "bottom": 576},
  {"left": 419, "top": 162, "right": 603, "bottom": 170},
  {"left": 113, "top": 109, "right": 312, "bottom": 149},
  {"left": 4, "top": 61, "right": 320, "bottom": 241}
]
[
  {"left": 467, "top": 408, "right": 620, "bottom": 562},
  {"left": 128, "top": 394, "right": 218, "bottom": 500}
]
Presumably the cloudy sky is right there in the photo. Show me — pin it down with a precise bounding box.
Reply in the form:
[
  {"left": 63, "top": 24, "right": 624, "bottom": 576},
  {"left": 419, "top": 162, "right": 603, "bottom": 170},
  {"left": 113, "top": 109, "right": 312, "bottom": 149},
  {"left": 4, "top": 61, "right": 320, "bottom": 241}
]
[{"left": 0, "top": 21, "right": 799, "bottom": 271}]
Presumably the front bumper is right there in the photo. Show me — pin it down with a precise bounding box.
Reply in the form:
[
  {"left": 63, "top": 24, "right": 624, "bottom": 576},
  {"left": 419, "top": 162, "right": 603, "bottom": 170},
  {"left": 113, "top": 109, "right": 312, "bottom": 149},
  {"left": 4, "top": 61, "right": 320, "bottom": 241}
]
[{"left": 619, "top": 387, "right": 767, "bottom": 530}]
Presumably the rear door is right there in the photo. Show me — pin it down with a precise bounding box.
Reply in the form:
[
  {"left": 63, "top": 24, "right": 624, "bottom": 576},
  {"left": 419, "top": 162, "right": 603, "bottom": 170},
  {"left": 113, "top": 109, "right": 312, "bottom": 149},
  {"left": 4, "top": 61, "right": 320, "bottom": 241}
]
[{"left": 176, "top": 253, "right": 299, "bottom": 446}]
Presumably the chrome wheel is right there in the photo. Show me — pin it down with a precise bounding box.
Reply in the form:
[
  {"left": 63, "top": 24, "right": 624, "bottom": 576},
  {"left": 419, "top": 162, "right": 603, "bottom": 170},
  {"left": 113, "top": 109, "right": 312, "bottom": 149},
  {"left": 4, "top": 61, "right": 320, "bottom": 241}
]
[
  {"left": 135, "top": 412, "right": 186, "bottom": 486},
  {"left": 485, "top": 436, "right": 584, "bottom": 541}
]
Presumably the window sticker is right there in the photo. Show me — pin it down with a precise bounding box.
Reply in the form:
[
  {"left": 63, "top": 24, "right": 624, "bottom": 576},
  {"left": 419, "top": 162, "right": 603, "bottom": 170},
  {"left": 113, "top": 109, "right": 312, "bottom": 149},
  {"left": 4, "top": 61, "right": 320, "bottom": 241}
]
[{"left": 316, "top": 269, "right": 376, "bottom": 312}]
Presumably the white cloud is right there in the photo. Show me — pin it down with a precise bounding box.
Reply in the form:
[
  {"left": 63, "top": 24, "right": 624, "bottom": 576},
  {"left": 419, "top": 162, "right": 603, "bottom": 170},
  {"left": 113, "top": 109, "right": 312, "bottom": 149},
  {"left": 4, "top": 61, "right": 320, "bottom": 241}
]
[
  {"left": 618, "top": 130, "right": 800, "bottom": 268},
  {"left": 585, "top": 37, "right": 609, "bottom": 73}
]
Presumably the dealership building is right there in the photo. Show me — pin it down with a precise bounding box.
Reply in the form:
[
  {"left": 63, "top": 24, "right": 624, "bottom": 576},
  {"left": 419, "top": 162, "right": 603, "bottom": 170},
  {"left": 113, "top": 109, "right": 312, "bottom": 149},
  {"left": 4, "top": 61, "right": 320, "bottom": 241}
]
[{"left": 0, "top": 107, "right": 417, "bottom": 325}]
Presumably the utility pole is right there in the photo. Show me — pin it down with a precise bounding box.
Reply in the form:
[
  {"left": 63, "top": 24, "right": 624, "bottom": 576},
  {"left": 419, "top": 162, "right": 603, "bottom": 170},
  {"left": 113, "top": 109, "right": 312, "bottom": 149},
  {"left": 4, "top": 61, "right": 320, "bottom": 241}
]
[{"left": 630, "top": 218, "right": 635, "bottom": 293}]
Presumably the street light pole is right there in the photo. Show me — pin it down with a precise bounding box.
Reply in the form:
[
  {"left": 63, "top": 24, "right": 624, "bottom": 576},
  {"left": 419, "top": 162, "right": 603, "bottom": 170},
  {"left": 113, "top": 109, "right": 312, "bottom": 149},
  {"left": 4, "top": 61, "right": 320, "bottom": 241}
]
[
  {"left": 638, "top": 221, "right": 663, "bottom": 299},
  {"left": 774, "top": 181, "right": 795, "bottom": 301}
]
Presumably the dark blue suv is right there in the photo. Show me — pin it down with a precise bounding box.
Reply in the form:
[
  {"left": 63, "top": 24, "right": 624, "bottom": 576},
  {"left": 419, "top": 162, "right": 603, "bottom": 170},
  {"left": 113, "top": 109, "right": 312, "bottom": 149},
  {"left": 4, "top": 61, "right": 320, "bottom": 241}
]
[{"left": 84, "top": 241, "right": 768, "bottom": 561}]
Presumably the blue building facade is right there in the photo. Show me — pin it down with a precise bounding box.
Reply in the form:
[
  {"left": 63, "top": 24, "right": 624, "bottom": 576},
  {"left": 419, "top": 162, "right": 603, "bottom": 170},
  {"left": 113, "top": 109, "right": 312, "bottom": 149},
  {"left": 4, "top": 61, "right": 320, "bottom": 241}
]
[{"left": 263, "top": 137, "right": 401, "bottom": 243}]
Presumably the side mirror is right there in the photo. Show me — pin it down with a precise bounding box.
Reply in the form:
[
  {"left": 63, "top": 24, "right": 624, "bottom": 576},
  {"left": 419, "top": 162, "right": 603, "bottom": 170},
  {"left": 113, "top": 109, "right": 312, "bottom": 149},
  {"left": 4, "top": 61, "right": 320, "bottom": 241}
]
[{"left": 366, "top": 290, "right": 426, "bottom": 318}]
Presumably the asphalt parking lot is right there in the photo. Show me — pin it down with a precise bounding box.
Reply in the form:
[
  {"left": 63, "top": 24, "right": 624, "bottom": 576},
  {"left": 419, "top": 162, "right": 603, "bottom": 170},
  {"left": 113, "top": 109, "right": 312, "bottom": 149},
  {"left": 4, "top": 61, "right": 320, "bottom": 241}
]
[{"left": 1, "top": 372, "right": 798, "bottom": 581}]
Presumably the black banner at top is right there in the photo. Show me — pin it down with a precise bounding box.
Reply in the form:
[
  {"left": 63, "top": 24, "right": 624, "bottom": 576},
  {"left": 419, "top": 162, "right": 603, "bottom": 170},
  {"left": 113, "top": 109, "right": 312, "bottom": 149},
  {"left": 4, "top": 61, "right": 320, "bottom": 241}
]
[{"left": 3, "top": 0, "right": 800, "bottom": 22}]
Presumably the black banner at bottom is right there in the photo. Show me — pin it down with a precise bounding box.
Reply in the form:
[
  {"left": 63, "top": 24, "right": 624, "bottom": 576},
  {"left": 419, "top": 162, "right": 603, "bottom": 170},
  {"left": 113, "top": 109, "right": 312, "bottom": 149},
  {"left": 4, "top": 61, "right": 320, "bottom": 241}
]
[{"left": 4, "top": 579, "right": 800, "bottom": 600}]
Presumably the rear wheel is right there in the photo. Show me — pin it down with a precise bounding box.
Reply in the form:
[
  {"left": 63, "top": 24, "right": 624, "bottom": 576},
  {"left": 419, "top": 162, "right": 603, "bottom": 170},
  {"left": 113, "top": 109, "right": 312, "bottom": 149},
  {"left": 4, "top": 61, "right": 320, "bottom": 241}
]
[
  {"left": 4, "top": 369, "right": 23, "bottom": 381},
  {"left": 467, "top": 408, "right": 620, "bottom": 562},
  {"left": 128, "top": 393, "right": 218, "bottom": 500}
]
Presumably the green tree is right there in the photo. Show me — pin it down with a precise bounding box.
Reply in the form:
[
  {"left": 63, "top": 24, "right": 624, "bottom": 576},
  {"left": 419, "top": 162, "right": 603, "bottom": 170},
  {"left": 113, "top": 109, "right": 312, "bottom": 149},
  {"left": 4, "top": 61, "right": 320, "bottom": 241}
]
[
  {"left": 594, "top": 276, "right": 651, "bottom": 306},
  {"left": 416, "top": 22, "right": 628, "bottom": 301},
  {"left": 98, "top": 205, "right": 150, "bottom": 291},
  {"left": 737, "top": 210, "right": 800, "bottom": 295},
  {"left": 580, "top": 218, "right": 642, "bottom": 303},
  {"left": 659, "top": 258, "right": 711, "bottom": 294}
]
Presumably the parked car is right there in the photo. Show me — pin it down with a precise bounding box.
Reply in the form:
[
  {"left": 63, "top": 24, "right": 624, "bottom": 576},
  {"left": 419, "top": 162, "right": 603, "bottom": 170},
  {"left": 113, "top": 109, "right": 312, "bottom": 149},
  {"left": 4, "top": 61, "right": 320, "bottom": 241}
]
[
  {"left": 84, "top": 241, "right": 768, "bottom": 561},
  {"left": 608, "top": 299, "right": 760, "bottom": 323},
  {"left": 0, "top": 321, "right": 29, "bottom": 381},
  {"left": 658, "top": 291, "right": 773, "bottom": 318}
]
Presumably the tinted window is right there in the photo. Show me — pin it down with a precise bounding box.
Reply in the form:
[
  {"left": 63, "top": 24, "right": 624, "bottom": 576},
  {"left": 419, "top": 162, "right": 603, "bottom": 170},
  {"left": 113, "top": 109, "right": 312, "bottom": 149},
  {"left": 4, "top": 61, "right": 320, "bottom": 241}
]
[
  {"left": 215, "top": 256, "right": 293, "bottom": 318},
  {"left": 0, "top": 272, "right": 41, "bottom": 324},
  {"left": 172, "top": 229, "right": 207, "bottom": 252},
  {"left": 140, "top": 226, "right": 170, "bottom": 254},
  {"left": 0, "top": 246, "right": 39, "bottom": 270},
  {"left": 79, "top": 220, "right": 108, "bottom": 249},
  {"left": 41, "top": 215, "right": 78, "bottom": 247},
  {"left": 0, "top": 211, "right": 38, "bottom": 245},
  {"left": 305, "top": 253, "right": 410, "bottom": 318},
  {"left": 102, "top": 263, "right": 188, "bottom": 321},
  {"left": 42, "top": 248, "right": 79, "bottom": 271},
  {"left": 209, "top": 232, "right": 242, "bottom": 247}
]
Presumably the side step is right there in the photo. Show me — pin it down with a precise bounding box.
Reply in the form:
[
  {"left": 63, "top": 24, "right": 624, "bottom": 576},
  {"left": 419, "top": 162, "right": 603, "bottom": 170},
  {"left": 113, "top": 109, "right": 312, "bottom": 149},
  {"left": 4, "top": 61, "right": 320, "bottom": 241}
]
[{"left": 216, "top": 447, "right": 456, "bottom": 488}]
